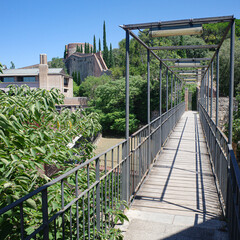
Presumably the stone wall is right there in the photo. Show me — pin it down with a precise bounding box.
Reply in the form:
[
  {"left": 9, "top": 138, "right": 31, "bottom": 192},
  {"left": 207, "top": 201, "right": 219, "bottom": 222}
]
[
  {"left": 65, "top": 52, "right": 111, "bottom": 82},
  {"left": 207, "top": 97, "right": 238, "bottom": 133}
]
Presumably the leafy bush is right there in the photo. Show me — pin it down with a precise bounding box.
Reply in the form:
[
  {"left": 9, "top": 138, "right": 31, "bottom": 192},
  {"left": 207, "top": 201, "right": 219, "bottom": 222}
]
[{"left": 0, "top": 85, "right": 102, "bottom": 238}]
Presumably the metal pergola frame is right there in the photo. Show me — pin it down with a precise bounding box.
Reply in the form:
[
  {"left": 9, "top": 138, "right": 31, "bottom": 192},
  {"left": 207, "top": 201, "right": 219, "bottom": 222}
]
[
  {"left": 121, "top": 15, "right": 238, "bottom": 240},
  {"left": 120, "top": 15, "right": 235, "bottom": 143}
]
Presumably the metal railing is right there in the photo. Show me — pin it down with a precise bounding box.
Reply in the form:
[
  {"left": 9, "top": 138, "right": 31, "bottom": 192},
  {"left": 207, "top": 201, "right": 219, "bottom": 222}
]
[
  {"left": 0, "top": 102, "right": 185, "bottom": 240},
  {"left": 199, "top": 102, "right": 240, "bottom": 239}
]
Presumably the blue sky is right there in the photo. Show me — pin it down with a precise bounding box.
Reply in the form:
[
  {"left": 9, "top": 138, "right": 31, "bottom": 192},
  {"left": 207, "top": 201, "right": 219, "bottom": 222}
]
[{"left": 1, "top": 0, "right": 239, "bottom": 68}]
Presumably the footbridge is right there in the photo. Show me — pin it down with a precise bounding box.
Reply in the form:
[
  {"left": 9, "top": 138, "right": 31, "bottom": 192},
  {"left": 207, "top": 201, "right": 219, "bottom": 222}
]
[{"left": 0, "top": 16, "right": 239, "bottom": 240}]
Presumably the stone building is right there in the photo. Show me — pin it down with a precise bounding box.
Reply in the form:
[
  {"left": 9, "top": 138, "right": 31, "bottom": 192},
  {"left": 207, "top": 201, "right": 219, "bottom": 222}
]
[
  {"left": 65, "top": 43, "right": 93, "bottom": 58},
  {"left": 64, "top": 43, "right": 110, "bottom": 82}
]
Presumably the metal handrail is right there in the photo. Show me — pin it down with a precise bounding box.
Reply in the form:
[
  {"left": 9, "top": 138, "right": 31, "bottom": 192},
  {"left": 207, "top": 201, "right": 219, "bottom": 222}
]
[
  {"left": 198, "top": 101, "right": 240, "bottom": 239},
  {"left": 0, "top": 102, "right": 185, "bottom": 240}
]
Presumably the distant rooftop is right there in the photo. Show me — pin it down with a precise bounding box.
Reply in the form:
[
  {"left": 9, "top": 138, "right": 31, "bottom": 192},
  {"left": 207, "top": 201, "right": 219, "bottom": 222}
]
[{"left": 1, "top": 68, "right": 65, "bottom": 76}]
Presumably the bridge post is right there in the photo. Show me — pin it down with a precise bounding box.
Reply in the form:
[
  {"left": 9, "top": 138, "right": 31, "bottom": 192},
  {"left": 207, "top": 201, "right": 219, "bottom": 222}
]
[
  {"left": 123, "top": 29, "right": 130, "bottom": 203},
  {"left": 210, "top": 61, "right": 213, "bottom": 118},
  {"left": 171, "top": 73, "right": 173, "bottom": 109},
  {"left": 174, "top": 76, "right": 177, "bottom": 107},
  {"left": 228, "top": 19, "right": 235, "bottom": 145},
  {"left": 204, "top": 74, "right": 207, "bottom": 109},
  {"left": 207, "top": 69, "right": 210, "bottom": 113},
  {"left": 216, "top": 49, "right": 219, "bottom": 126},
  {"left": 159, "top": 62, "right": 162, "bottom": 117},
  {"left": 147, "top": 49, "right": 151, "bottom": 166},
  {"left": 185, "top": 88, "right": 188, "bottom": 111},
  {"left": 159, "top": 62, "right": 162, "bottom": 147},
  {"left": 166, "top": 68, "right": 168, "bottom": 111}
]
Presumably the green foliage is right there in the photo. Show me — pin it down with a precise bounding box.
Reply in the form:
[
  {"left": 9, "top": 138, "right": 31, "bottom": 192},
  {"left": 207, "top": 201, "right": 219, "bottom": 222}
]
[
  {"left": 0, "top": 62, "right": 2, "bottom": 73},
  {"left": 73, "top": 81, "right": 80, "bottom": 96},
  {"left": 219, "top": 38, "right": 240, "bottom": 96},
  {"left": 0, "top": 85, "right": 102, "bottom": 238},
  {"left": 10, "top": 61, "right": 15, "bottom": 69},
  {"left": 64, "top": 45, "right": 68, "bottom": 59},
  {"left": 72, "top": 71, "right": 81, "bottom": 86},
  {"left": 103, "top": 21, "right": 109, "bottom": 67},
  {"left": 86, "top": 75, "right": 151, "bottom": 135},
  {"left": 48, "top": 57, "right": 68, "bottom": 73},
  {"left": 99, "top": 38, "right": 101, "bottom": 52},
  {"left": 97, "top": 201, "right": 129, "bottom": 240},
  {"left": 76, "top": 45, "right": 81, "bottom": 52},
  {"left": 79, "top": 74, "right": 112, "bottom": 99},
  {"left": 93, "top": 35, "right": 96, "bottom": 53},
  {"left": 233, "top": 83, "right": 240, "bottom": 150},
  {"left": 109, "top": 43, "right": 114, "bottom": 68},
  {"left": 202, "top": 20, "right": 240, "bottom": 45}
]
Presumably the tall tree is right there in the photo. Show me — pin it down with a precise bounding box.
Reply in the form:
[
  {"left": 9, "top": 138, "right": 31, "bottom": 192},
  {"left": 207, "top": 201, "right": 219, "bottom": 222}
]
[
  {"left": 84, "top": 42, "right": 87, "bottom": 54},
  {"left": 103, "top": 21, "right": 109, "bottom": 67},
  {"left": 80, "top": 45, "right": 83, "bottom": 53},
  {"left": 64, "top": 45, "right": 68, "bottom": 59},
  {"left": 99, "top": 38, "right": 101, "bottom": 52},
  {"left": 93, "top": 35, "right": 96, "bottom": 53},
  {"left": 109, "top": 43, "right": 114, "bottom": 68},
  {"left": 77, "top": 72, "right": 81, "bottom": 85}
]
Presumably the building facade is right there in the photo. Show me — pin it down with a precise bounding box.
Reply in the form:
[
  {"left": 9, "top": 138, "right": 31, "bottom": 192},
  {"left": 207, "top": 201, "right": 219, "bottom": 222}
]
[{"left": 0, "top": 54, "right": 73, "bottom": 98}]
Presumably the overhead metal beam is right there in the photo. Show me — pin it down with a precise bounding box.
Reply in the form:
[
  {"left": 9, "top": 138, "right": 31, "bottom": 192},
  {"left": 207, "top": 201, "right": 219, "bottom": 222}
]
[
  {"left": 173, "top": 70, "right": 206, "bottom": 73},
  {"left": 170, "top": 65, "right": 208, "bottom": 68},
  {"left": 150, "top": 45, "right": 218, "bottom": 50},
  {"left": 161, "top": 58, "right": 211, "bottom": 62},
  {"left": 121, "top": 15, "right": 234, "bottom": 30}
]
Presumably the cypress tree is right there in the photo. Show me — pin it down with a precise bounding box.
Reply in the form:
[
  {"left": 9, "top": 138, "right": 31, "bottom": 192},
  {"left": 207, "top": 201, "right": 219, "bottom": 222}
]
[
  {"left": 99, "top": 38, "right": 101, "bottom": 52},
  {"left": 80, "top": 45, "right": 83, "bottom": 53},
  {"left": 77, "top": 72, "right": 81, "bottom": 85},
  {"left": 84, "top": 42, "right": 87, "bottom": 54},
  {"left": 93, "top": 35, "right": 96, "bottom": 53},
  {"left": 109, "top": 43, "right": 113, "bottom": 68},
  {"left": 64, "top": 45, "right": 68, "bottom": 58},
  {"left": 103, "top": 21, "right": 109, "bottom": 67}
]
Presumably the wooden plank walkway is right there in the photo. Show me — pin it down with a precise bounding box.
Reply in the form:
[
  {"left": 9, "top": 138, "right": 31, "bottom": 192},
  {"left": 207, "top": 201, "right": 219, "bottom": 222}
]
[{"left": 120, "top": 111, "right": 228, "bottom": 240}]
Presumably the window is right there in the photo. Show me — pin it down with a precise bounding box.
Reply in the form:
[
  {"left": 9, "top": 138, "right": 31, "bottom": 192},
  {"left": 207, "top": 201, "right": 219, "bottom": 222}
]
[
  {"left": 23, "top": 77, "right": 35, "bottom": 82},
  {"left": 64, "top": 89, "right": 68, "bottom": 93},
  {"left": 3, "top": 77, "right": 15, "bottom": 82},
  {"left": 64, "top": 78, "right": 68, "bottom": 87}
]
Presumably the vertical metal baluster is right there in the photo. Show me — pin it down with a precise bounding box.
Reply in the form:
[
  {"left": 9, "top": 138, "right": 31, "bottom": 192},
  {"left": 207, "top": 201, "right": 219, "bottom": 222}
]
[
  {"left": 82, "top": 195, "right": 85, "bottom": 240},
  {"left": 117, "top": 146, "right": 120, "bottom": 202},
  {"left": 96, "top": 158, "right": 100, "bottom": 233},
  {"left": 207, "top": 69, "right": 210, "bottom": 113},
  {"left": 20, "top": 203, "right": 24, "bottom": 240},
  {"left": 42, "top": 189, "right": 49, "bottom": 240},
  {"left": 92, "top": 187, "right": 95, "bottom": 240},
  {"left": 61, "top": 180, "right": 65, "bottom": 240},
  {"left": 210, "top": 61, "right": 213, "bottom": 118},
  {"left": 166, "top": 68, "right": 168, "bottom": 112},
  {"left": 75, "top": 171, "right": 79, "bottom": 240},
  {"left": 54, "top": 219, "right": 57, "bottom": 240},
  {"left": 87, "top": 164, "right": 90, "bottom": 239},
  {"left": 101, "top": 180, "right": 103, "bottom": 231},
  {"left": 104, "top": 153, "right": 107, "bottom": 232},
  {"left": 111, "top": 149, "right": 114, "bottom": 216},
  {"left": 70, "top": 206, "right": 72, "bottom": 240},
  {"left": 171, "top": 73, "right": 173, "bottom": 109}
]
